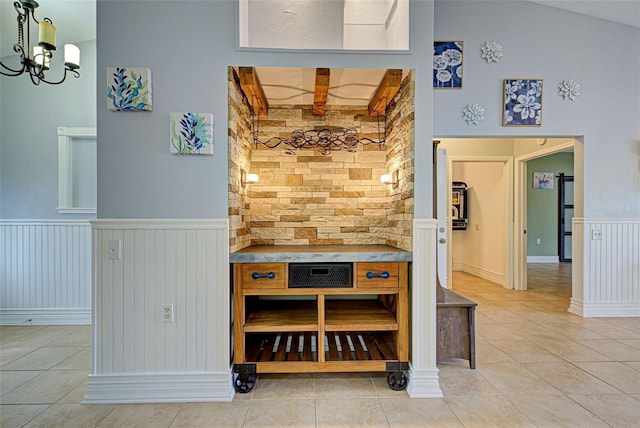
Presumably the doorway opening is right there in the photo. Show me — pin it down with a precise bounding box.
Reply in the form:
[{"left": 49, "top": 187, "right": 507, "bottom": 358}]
[{"left": 437, "top": 137, "right": 581, "bottom": 306}]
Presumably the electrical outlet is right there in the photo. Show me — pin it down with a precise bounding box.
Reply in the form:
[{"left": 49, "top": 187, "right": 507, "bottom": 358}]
[
  {"left": 536, "top": 238, "right": 541, "bottom": 245},
  {"left": 161, "top": 304, "right": 174, "bottom": 323},
  {"left": 106, "top": 240, "right": 122, "bottom": 260},
  {"left": 591, "top": 228, "right": 602, "bottom": 240}
]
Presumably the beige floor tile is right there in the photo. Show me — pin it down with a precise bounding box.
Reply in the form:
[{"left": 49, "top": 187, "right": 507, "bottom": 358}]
[
  {"left": 537, "top": 322, "right": 607, "bottom": 340},
  {"left": 0, "top": 369, "right": 88, "bottom": 404},
  {"left": 624, "top": 361, "right": 640, "bottom": 372},
  {"left": 244, "top": 399, "right": 315, "bottom": 427},
  {"left": 315, "top": 376, "right": 377, "bottom": 398},
  {"left": 380, "top": 397, "right": 462, "bottom": 427},
  {"left": 0, "top": 345, "right": 38, "bottom": 366},
  {"left": 523, "top": 362, "right": 619, "bottom": 394},
  {"left": 569, "top": 394, "right": 640, "bottom": 428},
  {"left": 475, "top": 324, "right": 525, "bottom": 341},
  {"left": 3, "top": 327, "right": 69, "bottom": 348},
  {"left": 576, "top": 339, "right": 640, "bottom": 361},
  {"left": 0, "top": 326, "right": 47, "bottom": 345},
  {"left": 24, "top": 403, "right": 114, "bottom": 428},
  {"left": 476, "top": 363, "right": 562, "bottom": 396},
  {"left": 575, "top": 362, "right": 640, "bottom": 393},
  {"left": 46, "top": 326, "right": 92, "bottom": 347},
  {"left": 58, "top": 382, "right": 88, "bottom": 404},
  {"left": 510, "top": 394, "right": 610, "bottom": 427},
  {"left": 1, "top": 346, "right": 86, "bottom": 370},
  {"left": 437, "top": 364, "right": 502, "bottom": 396},
  {"left": 535, "top": 338, "right": 613, "bottom": 362},
  {"left": 97, "top": 403, "right": 182, "bottom": 428},
  {"left": 53, "top": 347, "right": 91, "bottom": 370},
  {"left": 444, "top": 395, "right": 536, "bottom": 428},
  {"left": 631, "top": 393, "right": 640, "bottom": 401},
  {"left": 619, "top": 339, "right": 640, "bottom": 350},
  {"left": 0, "top": 404, "right": 48, "bottom": 427},
  {"left": 489, "top": 339, "right": 563, "bottom": 362},
  {"left": 171, "top": 402, "right": 249, "bottom": 428},
  {"left": 252, "top": 377, "right": 315, "bottom": 400},
  {"left": 582, "top": 323, "right": 639, "bottom": 340},
  {"left": 0, "top": 370, "right": 43, "bottom": 395},
  {"left": 316, "top": 398, "right": 388, "bottom": 427},
  {"left": 474, "top": 340, "right": 515, "bottom": 363}
]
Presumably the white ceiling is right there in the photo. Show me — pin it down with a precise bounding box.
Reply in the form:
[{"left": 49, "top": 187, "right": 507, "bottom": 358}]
[{"left": 526, "top": 0, "right": 640, "bottom": 29}]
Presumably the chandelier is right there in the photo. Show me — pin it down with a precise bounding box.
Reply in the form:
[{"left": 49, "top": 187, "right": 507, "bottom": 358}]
[
  {"left": 250, "top": 109, "right": 387, "bottom": 156},
  {"left": 0, "top": 0, "right": 80, "bottom": 85}
]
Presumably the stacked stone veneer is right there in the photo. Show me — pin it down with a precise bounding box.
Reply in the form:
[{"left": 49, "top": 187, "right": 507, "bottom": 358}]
[
  {"left": 228, "top": 69, "right": 415, "bottom": 251},
  {"left": 228, "top": 68, "right": 253, "bottom": 253}
]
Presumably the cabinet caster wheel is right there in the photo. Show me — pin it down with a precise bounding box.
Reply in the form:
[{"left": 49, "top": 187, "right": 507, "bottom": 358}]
[
  {"left": 387, "top": 371, "right": 407, "bottom": 391},
  {"left": 234, "top": 373, "right": 256, "bottom": 393}
]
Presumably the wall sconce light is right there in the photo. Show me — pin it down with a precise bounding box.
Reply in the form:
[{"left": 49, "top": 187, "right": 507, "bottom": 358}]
[
  {"left": 241, "top": 171, "right": 259, "bottom": 188},
  {"left": 381, "top": 170, "right": 399, "bottom": 188}
]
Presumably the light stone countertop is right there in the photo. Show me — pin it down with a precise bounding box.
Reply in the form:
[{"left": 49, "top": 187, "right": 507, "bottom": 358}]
[{"left": 229, "top": 245, "right": 412, "bottom": 263}]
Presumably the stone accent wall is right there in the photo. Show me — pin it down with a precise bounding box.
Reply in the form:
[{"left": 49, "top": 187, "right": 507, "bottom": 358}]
[
  {"left": 228, "top": 68, "right": 253, "bottom": 252},
  {"left": 384, "top": 71, "right": 415, "bottom": 251},
  {"left": 228, "top": 69, "right": 415, "bottom": 250}
]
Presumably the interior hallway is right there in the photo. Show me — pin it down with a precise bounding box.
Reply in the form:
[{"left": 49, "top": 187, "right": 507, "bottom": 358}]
[{"left": 1, "top": 264, "right": 639, "bottom": 427}]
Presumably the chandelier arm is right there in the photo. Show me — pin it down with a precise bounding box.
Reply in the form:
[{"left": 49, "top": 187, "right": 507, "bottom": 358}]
[
  {"left": 0, "top": 58, "right": 26, "bottom": 75},
  {"left": 37, "top": 68, "right": 80, "bottom": 85}
]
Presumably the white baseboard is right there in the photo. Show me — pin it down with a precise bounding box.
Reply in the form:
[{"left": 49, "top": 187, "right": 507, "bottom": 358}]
[
  {"left": 461, "top": 264, "right": 503, "bottom": 285},
  {"left": 406, "top": 366, "right": 443, "bottom": 398},
  {"left": 527, "top": 256, "right": 559, "bottom": 263},
  {"left": 0, "top": 308, "right": 91, "bottom": 325},
  {"left": 569, "top": 299, "right": 640, "bottom": 317},
  {"left": 83, "top": 371, "right": 235, "bottom": 403}
]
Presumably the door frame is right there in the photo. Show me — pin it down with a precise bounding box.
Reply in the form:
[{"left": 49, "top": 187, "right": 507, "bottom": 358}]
[
  {"left": 513, "top": 140, "right": 575, "bottom": 290},
  {"left": 446, "top": 156, "right": 514, "bottom": 290}
]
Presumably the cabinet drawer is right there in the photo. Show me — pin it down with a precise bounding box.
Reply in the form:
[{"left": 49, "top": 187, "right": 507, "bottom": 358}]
[
  {"left": 241, "top": 263, "right": 286, "bottom": 289},
  {"left": 356, "top": 262, "right": 399, "bottom": 288}
]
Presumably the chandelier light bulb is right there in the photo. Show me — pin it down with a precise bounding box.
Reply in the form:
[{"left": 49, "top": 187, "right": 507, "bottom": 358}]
[
  {"left": 38, "top": 20, "right": 57, "bottom": 51},
  {"left": 64, "top": 44, "right": 80, "bottom": 70}
]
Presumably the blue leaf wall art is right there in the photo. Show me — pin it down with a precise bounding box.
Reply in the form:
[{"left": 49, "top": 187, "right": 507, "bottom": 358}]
[
  {"left": 170, "top": 112, "right": 214, "bottom": 155},
  {"left": 107, "top": 67, "right": 152, "bottom": 111}
]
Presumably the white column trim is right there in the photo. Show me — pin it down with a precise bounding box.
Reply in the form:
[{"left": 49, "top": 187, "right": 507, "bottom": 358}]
[{"left": 407, "top": 218, "right": 442, "bottom": 398}]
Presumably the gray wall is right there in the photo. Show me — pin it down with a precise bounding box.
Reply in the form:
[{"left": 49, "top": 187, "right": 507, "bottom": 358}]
[
  {"left": 0, "top": 39, "right": 97, "bottom": 219},
  {"left": 434, "top": 0, "right": 640, "bottom": 218},
  {"left": 96, "top": 0, "right": 434, "bottom": 219}
]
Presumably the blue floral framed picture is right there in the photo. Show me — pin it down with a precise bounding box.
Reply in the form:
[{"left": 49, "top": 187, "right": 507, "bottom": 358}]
[
  {"left": 170, "top": 112, "right": 214, "bottom": 155},
  {"left": 433, "top": 41, "right": 463, "bottom": 89},
  {"left": 503, "top": 79, "right": 543, "bottom": 126},
  {"left": 107, "top": 67, "right": 152, "bottom": 111}
]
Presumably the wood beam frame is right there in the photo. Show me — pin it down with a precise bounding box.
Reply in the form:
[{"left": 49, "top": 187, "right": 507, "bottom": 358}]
[
  {"left": 368, "top": 69, "right": 402, "bottom": 116},
  {"left": 313, "top": 68, "right": 330, "bottom": 116},
  {"left": 238, "top": 67, "right": 269, "bottom": 116}
]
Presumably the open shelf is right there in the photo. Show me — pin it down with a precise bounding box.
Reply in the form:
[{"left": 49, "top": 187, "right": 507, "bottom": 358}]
[
  {"left": 245, "top": 300, "right": 317, "bottom": 332},
  {"left": 325, "top": 300, "right": 397, "bottom": 331}
]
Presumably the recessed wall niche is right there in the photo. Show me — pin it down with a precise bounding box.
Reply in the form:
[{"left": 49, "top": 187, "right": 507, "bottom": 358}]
[{"left": 227, "top": 66, "right": 415, "bottom": 252}]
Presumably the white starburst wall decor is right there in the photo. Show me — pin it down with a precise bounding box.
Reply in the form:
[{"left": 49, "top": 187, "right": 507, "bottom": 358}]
[
  {"left": 558, "top": 79, "right": 581, "bottom": 101},
  {"left": 480, "top": 41, "right": 503, "bottom": 63},
  {"left": 462, "top": 103, "right": 485, "bottom": 125}
]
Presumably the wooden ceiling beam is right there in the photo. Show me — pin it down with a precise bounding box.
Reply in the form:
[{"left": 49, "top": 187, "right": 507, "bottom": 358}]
[
  {"left": 368, "top": 69, "right": 402, "bottom": 116},
  {"left": 313, "top": 68, "right": 330, "bottom": 116},
  {"left": 238, "top": 67, "right": 269, "bottom": 116}
]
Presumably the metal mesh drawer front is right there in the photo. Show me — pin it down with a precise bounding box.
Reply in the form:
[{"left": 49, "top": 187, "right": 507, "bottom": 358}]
[{"left": 289, "top": 263, "right": 353, "bottom": 288}]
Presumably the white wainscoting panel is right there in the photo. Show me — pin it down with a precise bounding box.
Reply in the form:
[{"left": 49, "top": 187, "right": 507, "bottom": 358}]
[
  {"left": 86, "top": 219, "right": 234, "bottom": 403},
  {"left": 570, "top": 218, "right": 640, "bottom": 317},
  {"left": 407, "top": 218, "right": 442, "bottom": 398},
  {"left": 0, "top": 220, "right": 92, "bottom": 325}
]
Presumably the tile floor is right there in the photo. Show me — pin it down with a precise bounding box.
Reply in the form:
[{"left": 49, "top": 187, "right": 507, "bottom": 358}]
[{"left": 1, "top": 264, "right": 639, "bottom": 427}]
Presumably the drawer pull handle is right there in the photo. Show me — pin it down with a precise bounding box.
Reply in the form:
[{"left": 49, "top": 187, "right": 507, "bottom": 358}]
[
  {"left": 366, "top": 271, "right": 390, "bottom": 279},
  {"left": 251, "top": 272, "right": 275, "bottom": 280}
]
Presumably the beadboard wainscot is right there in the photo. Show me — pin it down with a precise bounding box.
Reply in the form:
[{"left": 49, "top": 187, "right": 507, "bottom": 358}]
[
  {"left": 85, "top": 219, "right": 234, "bottom": 403},
  {"left": 570, "top": 218, "right": 640, "bottom": 317},
  {"left": 0, "top": 219, "right": 92, "bottom": 325}
]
